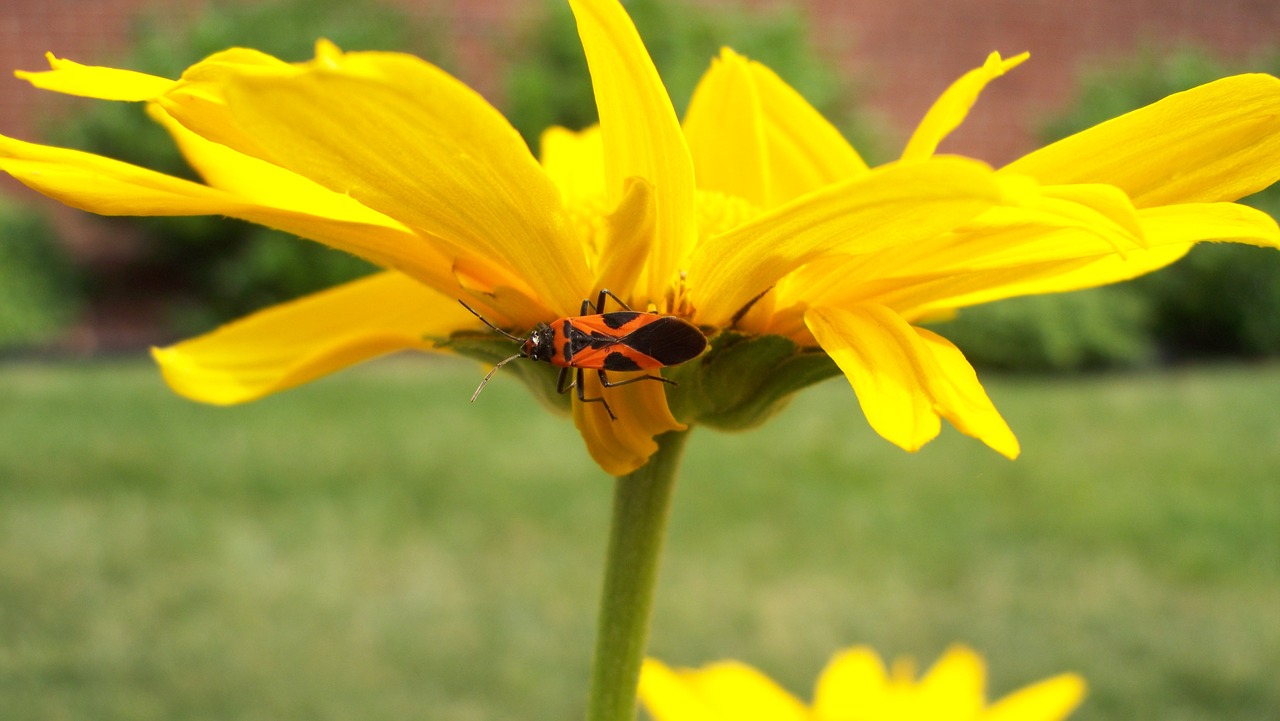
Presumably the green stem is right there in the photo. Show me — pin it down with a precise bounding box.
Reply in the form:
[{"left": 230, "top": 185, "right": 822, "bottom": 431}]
[{"left": 586, "top": 429, "right": 691, "bottom": 721}]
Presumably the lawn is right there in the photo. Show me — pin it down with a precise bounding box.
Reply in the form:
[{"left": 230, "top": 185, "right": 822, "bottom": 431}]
[{"left": 1, "top": 358, "right": 1277, "bottom": 720}]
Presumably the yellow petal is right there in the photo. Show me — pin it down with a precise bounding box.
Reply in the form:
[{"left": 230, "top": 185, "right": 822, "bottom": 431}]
[
  {"left": 689, "top": 157, "right": 1001, "bottom": 327},
  {"left": 806, "top": 305, "right": 1018, "bottom": 457},
  {"left": 875, "top": 201, "right": 1279, "bottom": 317},
  {"left": 569, "top": 0, "right": 698, "bottom": 302},
  {"left": 902, "top": 51, "right": 1029, "bottom": 161},
  {"left": 593, "top": 177, "right": 656, "bottom": 297},
  {"left": 166, "top": 45, "right": 590, "bottom": 315},
  {"left": 813, "top": 646, "right": 891, "bottom": 718},
  {"left": 15, "top": 52, "right": 175, "bottom": 101},
  {"left": 684, "top": 48, "right": 868, "bottom": 210},
  {"left": 0, "top": 133, "right": 516, "bottom": 321},
  {"left": 540, "top": 125, "right": 607, "bottom": 206},
  {"left": 982, "top": 674, "right": 1086, "bottom": 721},
  {"left": 0, "top": 133, "right": 255, "bottom": 217},
  {"left": 916, "top": 645, "right": 987, "bottom": 716},
  {"left": 1139, "top": 201, "right": 1280, "bottom": 248},
  {"left": 573, "top": 372, "right": 685, "bottom": 477},
  {"left": 152, "top": 272, "right": 476, "bottom": 405},
  {"left": 1003, "top": 73, "right": 1280, "bottom": 206},
  {"left": 683, "top": 48, "right": 770, "bottom": 208},
  {"left": 680, "top": 661, "right": 810, "bottom": 721},
  {"left": 747, "top": 55, "right": 869, "bottom": 202},
  {"left": 915, "top": 329, "right": 1020, "bottom": 458},
  {"left": 639, "top": 659, "right": 719, "bottom": 721}
]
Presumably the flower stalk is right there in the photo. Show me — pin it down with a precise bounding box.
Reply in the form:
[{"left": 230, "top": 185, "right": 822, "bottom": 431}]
[{"left": 587, "top": 429, "right": 690, "bottom": 721}]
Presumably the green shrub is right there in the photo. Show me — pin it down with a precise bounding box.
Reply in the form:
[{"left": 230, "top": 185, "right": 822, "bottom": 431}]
[
  {"left": 939, "top": 288, "right": 1155, "bottom": 373},
  {"left": 0, "top": 199, "right": 80, "bottom": 350},
  {"left": 1039, "top": 45, "right": 1280, "bottom": 361},
  {"left": 43, "top": 0, "right": 449, "bottom": 333},
  {"left": 503, "top": 0, "right": 885, "bottom": 161}
]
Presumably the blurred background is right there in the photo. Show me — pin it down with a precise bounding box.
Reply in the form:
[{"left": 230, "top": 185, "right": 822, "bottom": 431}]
[{"left": 1, "top": 1, "right": 1278, "bottom": 720}]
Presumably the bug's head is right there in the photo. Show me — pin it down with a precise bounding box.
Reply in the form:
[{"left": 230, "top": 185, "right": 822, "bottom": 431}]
[{"left": 522, "top": 322, "right": 557, "bottom": 363}]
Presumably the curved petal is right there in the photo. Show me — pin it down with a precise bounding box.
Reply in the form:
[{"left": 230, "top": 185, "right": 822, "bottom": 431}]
[
  {"left": 16, "top": 52, "right": 176, "bottom": 100},
  {"left": 1003, "top": 73, "right": 1280, "bottom": 206},
  {"left": 0, "top": 133, "right": 525, "bottom": 322},
  {"left": 689, "top": 157, "right": 1001, "bottom": 327},
  {"left": 747, "top": 54, "right": 868, "bottom": 201},
  {"left": 902, "top": 51, "right": 1029, "bottom": 161},
  {"left": 162, "top": 43, "right": 591, "bottom": 315},
  {"left": 813, "top": 646, "right": 891, "bottom": 718},
  {"left": 806, "top": 305, "right": 1018, "bottom": 458},
  {"left": 573, "top": 372, "right": 685, "bottom": 477},
  {"left": 539, "top": 125, "right": 607, "bottom": 206},
  {"left": 684, "top": 48, "right": 867, "bottom": 210},
  {"left": 683, "top": 48, "right": 770, "bottom": 208},
  {"left": 873, "top": 201, "right": 1280, "bottom": 316},
  {"left": 638, "top": 659, "right": 718, "bottom": 721},
  {"left": 569, "top": 0, "right": 698, "bottom": 303},
  {"left": 593, "top": 177, "right": 656, "bottom": 297},
  {"left": 983, "top": 674, "right": 1086, "bottom": 721},
  {"left": 916, "top": 645, "right": 987, "bottom": 717},
  {"left": 678, "top": 661, "right": 809, "bottom": 721},
  {"left": 152, "top": 272, "right": 478, "bottom": 405}
]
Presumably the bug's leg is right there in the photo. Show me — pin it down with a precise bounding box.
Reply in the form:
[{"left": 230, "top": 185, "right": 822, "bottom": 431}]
[
  {"left": 597, "top": 289, "right": 636, "bottom": 312},
  {"left": 556, "top": 366, "right": 573, "bottom": 394},
  {"left": 576, "top": 368, "right": 617, "bottom": 420},
  {"left": 581, "top": 297, "right": 594, "bottom": 315},
  {"left": 598, "top": 369, "right": 678, "bottom": 388}
]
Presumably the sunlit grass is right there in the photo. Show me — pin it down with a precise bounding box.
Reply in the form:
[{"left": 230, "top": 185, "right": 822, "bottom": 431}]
[{"left": 1, "top": 358, "right": 1277, "bottom": 720}]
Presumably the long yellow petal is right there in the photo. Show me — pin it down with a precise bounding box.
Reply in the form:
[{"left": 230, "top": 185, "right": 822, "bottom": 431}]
[
  {"left": 872, "top": 201, "right": 1279, "bottom": 316},
  {"left": 684, "top": 48, "right": 867, "bottom": 210},
  {"left": 0, "top": 133, "right": 513, "bottom": 320},
  {"left": 152, "top": 272, "right": 476, "bottom": 405},
  {"left": 683, "top": 48, "right": 770, "bottom": 208},
  {"left": 569, "top": 0, "right": 698, "bottom": 303},
  {"left": 1003, "top": 73, "right": 1280, "bottom": 206},
  {"left": 806, "top": 305, "right": 1017, "bottom": 457},
  {"left": 16, "top": 53, "right": 176, "bottom": 101},
  {"left": 689, "top": 157, "right": 1001, "bottom": 327},
  {"left": 540, "top": 125, "right": 607, "bottom": 207},
  {"left": 163, "top": 44, "right": 590, "bottom": 316},
  {"left": 902, "top": 51, "right": 1029, "bottom": 161},
  {"left": 747, "top": 55, "right": 868, "bottom": 202}
]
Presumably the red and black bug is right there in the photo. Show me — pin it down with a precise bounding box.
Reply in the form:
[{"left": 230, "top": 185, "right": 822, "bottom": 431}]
[{"left": 459, "top": 290, "right": 707, "bottom": 420}]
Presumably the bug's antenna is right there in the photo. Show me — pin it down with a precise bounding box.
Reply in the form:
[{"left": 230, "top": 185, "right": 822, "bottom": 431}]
[
  {"left": 458, "top": 300, "right": 525, "bottom": 344},
  {"left": 471, "top": 353, "right": 523, "bottom": 402}
]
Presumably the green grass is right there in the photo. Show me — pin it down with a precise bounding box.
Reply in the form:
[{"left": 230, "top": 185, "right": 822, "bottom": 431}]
[{"left": 1, "top": 358, "right": 1277, "bottom": 720}]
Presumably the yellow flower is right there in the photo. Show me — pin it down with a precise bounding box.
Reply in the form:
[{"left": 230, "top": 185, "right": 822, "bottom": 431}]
[
  {"left": 3, "top": 0, "right": 1279, "bottom": 475},
  {"left": 640, "top": 645, "right": 1086, "bottom": 721}
]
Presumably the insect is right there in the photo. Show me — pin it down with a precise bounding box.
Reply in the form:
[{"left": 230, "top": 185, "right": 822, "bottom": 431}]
[{"left": 459, "top": 290, "right": 708, "bottom": 420}]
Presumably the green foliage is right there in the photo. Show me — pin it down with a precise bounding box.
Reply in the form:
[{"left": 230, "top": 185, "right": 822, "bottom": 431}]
[
  {"left": 503, "top": 0, "right": 884, "bottom": 160},
  {"left": 940, "top": 287, "right": 1155, "bottom": 372},
  {"left": 1040, "top": 45, "right": 1280, "bottom": 360},
  {"left": 0, "top": 198, "right": 79, "bottom": 350},
  {"left": 44, "top": 0, "right": 449, "bottom": 331}
]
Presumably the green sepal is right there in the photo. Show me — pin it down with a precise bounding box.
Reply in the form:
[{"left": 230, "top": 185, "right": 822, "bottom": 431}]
[
  {"left": 666, "top": 331, "right": 840, "bottom": 430},
  {"left": 436, "top": 332, "right": 572, "bottom": 415}
]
